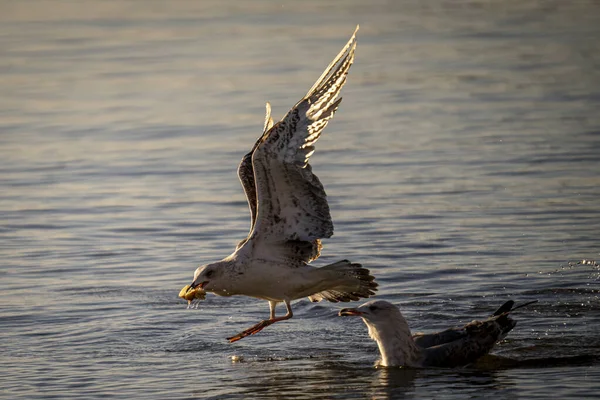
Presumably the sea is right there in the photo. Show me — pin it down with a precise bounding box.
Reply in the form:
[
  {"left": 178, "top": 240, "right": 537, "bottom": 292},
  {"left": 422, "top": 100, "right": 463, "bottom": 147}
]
[{"left": 1, "top": 1, "right": 599, "bottom": 399}]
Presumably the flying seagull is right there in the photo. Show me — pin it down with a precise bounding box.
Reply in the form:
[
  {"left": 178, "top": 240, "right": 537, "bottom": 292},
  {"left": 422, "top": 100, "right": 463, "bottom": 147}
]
[
  {"left": 339, "top": 299, "right": 537, "bottom": 367},
  {"left": 182, "top": 26, "right": 377, "bottom": 343}
]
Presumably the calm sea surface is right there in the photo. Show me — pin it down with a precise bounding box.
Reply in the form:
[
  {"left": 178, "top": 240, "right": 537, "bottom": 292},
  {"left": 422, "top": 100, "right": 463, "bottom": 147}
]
[{"left": 2, "top": 1, "right": 600, "bottom": 399}]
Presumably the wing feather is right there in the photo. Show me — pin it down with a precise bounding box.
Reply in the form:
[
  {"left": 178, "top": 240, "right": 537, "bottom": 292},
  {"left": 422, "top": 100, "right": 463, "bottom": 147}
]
[
  {"left": 238, "top": 26, "right": 358, "bottom": 263},
  {"left": 236, "top": 103, "right": 274, "bottom": 249},
  {"left": 420, "top": 314, "right": 517, "bottom": 367}
]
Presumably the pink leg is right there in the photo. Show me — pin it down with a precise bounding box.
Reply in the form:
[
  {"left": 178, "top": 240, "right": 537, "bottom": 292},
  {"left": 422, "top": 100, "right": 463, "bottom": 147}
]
[{"left": 227, "top": 300, "right": 293, "bottom": 343}]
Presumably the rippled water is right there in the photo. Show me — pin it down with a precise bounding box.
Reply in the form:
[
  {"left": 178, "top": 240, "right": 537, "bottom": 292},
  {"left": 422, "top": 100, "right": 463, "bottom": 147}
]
[{"left": 2, "top": 1, "right": 600, "bottom": 399}]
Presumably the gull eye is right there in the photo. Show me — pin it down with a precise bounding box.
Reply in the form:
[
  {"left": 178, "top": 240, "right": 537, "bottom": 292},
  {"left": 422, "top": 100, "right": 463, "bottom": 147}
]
[
  {"left": 369, "top": 305, "right": 377, "bottom": 312},
  {"left": 206, "top": 270, "right": 214, "bottom": 278}
]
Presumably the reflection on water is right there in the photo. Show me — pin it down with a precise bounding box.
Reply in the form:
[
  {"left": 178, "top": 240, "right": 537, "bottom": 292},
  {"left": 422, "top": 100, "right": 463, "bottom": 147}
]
[
  {"left": 374, "top": 368, "right": 419, "bottom": 399},
  {"left": 2, "top": 0, "right": 600, "bottom": 399}
]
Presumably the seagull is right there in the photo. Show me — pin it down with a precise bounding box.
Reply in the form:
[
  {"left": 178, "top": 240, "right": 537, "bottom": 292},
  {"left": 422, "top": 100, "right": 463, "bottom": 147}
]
[
  {"left": 181, "top": 26, "right": 377, "bottom": 343},
  {"left": 339, "top": 299, "right": 537, "bottom": 368}
]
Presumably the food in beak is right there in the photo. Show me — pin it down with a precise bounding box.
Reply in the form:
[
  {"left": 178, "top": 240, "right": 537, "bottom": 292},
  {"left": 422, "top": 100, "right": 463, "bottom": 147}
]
[{"left": 179, "top": 284, "right": 206, "bottom": 305}]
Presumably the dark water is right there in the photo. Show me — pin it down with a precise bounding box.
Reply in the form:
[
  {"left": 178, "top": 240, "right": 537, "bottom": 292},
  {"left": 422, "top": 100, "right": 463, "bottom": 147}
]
[{"left": 2, "top": 1, "right": 600, "bottom": 399}]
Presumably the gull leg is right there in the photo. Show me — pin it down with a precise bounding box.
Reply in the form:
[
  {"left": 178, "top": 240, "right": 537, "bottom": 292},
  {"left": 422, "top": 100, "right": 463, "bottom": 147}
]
[{"left": 227, "top": 300, "right": 293, "bottom": 343}]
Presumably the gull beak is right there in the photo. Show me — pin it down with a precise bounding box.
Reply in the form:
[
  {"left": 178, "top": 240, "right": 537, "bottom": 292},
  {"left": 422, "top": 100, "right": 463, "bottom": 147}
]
[
  {"left": 185, "top": 282, "right": 197, "bottom": 294},
  {"left": 186, "top": 281, "right": 208, "bottom": 293},
  {"left": 339, "top": 307, "right": 363, "bottom": 317}
]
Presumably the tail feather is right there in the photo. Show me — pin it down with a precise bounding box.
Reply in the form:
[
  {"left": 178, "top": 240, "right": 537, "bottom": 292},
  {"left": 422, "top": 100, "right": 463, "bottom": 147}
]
[
  {"left": 492, "top": 299, "right": 538, "bottom": 316},
  {"left": 308, "top": 260, "right": 377, "bottom": 303},
  {"left": 493, "top": 299, "right": 537, "bottom": 341},
  {"left": 492, "top": 300, "right": 515, "bottom": 316}
]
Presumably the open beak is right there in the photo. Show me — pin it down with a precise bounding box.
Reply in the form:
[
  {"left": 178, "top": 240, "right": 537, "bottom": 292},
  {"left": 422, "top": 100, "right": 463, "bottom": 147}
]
[
  {"left": 339, "top": 308, "right": 363, "bottom": 317},
  {"left": 186, "top": 281, "right": 208, "bottom": 294}
]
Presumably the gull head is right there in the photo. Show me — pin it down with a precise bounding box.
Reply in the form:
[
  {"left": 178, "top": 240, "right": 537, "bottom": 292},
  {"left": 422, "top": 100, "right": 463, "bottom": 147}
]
[
  {"left": 339, "top": 300, "right": 418, "bottom": 367},
  {"left": 339, "top": 300, "right": 402, "bottom": 323},
  {"left": 339, "top": 300, "right": 408, "bottom": 342},
  {"left": 188, "top": 262, "right": 228, "bottom": 295}
]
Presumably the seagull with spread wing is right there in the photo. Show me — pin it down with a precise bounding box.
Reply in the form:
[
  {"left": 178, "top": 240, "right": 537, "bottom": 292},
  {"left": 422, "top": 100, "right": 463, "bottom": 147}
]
[{"left": 181, "top": 26, "right": 377, "bottom": 343}]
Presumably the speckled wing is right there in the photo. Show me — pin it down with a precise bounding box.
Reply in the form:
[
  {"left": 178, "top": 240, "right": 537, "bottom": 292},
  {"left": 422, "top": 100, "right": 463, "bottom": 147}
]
[
  {"left": 241, "top": 26, "right": 358, "bottom": 264},
  {"left": 236, "top": 103, "right": 274, "bottom": 250},
  {"left": 412, "top": 327, "right": 467, "bottom": 349},
  {"left": 419, "top": 314, "right": 516, "bottom": 367},
  {"left": 413, "top": 300, "right": 517, "bottom": 348}
]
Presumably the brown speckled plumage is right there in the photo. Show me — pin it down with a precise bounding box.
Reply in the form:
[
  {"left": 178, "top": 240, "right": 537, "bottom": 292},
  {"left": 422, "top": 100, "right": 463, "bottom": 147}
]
[
  {"left": 186, "top": 26, "right": 377, "bottom": 342},
  {"left": 340, "top": 299, "right": 536, "bottom": 367}
]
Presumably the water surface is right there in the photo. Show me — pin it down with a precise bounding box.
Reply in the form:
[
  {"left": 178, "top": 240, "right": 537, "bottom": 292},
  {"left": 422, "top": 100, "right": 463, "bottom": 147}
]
[{"left": 2, "top": 1, "right": 600, "bottom": 399}]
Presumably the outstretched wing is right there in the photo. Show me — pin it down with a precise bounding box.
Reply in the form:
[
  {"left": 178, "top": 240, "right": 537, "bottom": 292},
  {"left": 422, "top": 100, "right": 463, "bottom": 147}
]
[
  {"left": 236, "top": 103, "right": 273, "bottom": 249},
  {"left": 239, "top": 26, "right": 358, "bottom": 264}
]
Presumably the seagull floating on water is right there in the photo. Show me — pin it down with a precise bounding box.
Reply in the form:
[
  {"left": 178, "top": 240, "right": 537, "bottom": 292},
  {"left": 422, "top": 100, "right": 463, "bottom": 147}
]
[
  {"left": 181, "top": 26, "right": 377, "bottom": 342},
  {"left": 339, "top": 299, "right": 537, "bottom": 368}
]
